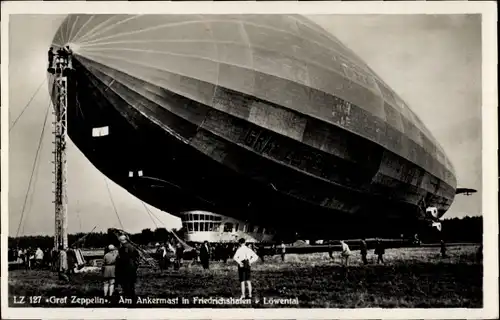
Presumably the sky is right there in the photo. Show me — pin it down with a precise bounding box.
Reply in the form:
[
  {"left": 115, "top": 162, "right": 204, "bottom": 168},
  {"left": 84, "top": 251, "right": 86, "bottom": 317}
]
[{"left": 6, "top": 14, "right": 482, "bottom": 237}]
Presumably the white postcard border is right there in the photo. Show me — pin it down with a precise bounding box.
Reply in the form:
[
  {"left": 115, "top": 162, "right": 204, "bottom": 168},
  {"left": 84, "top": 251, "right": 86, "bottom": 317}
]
[{"left": 1, "top": 1, "right": 497, "bottom": 319}]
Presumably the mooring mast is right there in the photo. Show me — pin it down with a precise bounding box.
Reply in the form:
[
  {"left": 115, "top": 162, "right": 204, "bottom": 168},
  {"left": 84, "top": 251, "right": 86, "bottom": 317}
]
[{"left": 51, "top": 48, "right": 71, "bottom": 249}]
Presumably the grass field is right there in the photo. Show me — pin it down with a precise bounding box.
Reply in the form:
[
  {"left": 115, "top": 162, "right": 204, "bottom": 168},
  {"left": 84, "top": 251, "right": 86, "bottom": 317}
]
[{"left": 8, "top": 245, "right": 482, "bottom": 308}]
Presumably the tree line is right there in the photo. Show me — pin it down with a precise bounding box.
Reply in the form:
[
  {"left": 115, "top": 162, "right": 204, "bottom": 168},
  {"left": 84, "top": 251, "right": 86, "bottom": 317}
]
[
  {"left": 8, "top": 216, "right": 482, "bottom": 249},
  {"left": 8, "top": 227, "right": 187, "bottom": 250},
  {"left": 440, "top": 215, "right": 483, "bottom": 243}
]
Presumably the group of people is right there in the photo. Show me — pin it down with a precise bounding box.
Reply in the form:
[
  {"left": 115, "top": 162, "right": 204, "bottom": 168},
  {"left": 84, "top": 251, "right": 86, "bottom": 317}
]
[
  {"left": 101, "top": 237, "right": 283, "bottom": 301},
  {"left": 331, "top": 238, "right": 387, "bottom": 267},
  {"left": 186, "top": 240, "right": 288, "bottom": 270},
  {"left": 194, "top": 241, "right": 242, "bottom": 270},
  {"left": 54, "top": 235, "right": 140, "bottom": 302},
  {"left": 154, "top": 242, "right": 184, "bottom": 270},
  {"left": 55, "top": 246, "right": 91, "bottom": 281},
  {"left": 335, "top": 238, "right": 461, "bottom": 266},
  {"left": 156, "top": 238, "right": 398, "bottom": 274},
  {"left": 48, "top": 236, "right": 479, "bottom": 303},
  {"left": 189, "top": 239, "right": 283, "bottom": 299},
  {"left": 181, "top": 238, "right": 261, "bottom": 299},
  {"left": 10, "top": 245, "right": 89, "bottom": 272},
  {"left": 100, "top": 235, "right": 140, "bottom": 301},
  {"left": 97, "top": 236, "right": 261, "bottom": 301},
  {"left": 8, "top": 247, "right": 53, "bottom": 270},
  {"left": 47, "top": 46, "right": 73, "bottom": 72},
  {"left": 200, "top": 242, "right": 236, "bottom": 264}
]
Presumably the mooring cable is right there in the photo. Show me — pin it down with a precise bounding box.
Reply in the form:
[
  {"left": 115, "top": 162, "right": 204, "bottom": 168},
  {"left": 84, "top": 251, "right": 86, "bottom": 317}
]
[
  {"left": 10, "top": 78, "right": 47, "bottom": 133},
  {"left": 141, "top": 201, "right": 159, "bottom": 229},
  {"left": 15, "top": 98, "right": 51, "bottom": 238},
  {"left": 104, "top": 177, "right": 124, "bottom": 230}
]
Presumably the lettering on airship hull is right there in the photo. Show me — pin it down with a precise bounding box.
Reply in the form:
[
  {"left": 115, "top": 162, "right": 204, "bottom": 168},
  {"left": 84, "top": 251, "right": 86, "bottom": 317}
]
[{"left": 238, "top": 125, "right": 329, "bottom": 178}]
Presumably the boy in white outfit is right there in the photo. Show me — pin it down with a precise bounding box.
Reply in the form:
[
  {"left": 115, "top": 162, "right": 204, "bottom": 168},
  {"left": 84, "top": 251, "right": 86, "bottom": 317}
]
[{"left": 233, "top": 238, "right": 259, "bottom": 299}]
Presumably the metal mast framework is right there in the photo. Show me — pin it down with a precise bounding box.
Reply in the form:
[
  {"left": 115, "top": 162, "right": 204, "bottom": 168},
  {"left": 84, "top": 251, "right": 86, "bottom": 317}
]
[{"left": 52, "top": 53, "right": 69, "bottom": 249}]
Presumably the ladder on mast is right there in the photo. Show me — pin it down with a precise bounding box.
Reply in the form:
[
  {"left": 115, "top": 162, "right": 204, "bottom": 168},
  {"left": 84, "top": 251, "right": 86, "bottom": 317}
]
[{"left": 51, "top": 49, "right": 71, "bottom": 249}]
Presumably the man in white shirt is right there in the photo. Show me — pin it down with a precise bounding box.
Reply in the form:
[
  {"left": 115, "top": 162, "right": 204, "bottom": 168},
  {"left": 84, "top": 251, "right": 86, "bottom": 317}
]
[
  {"left": 233, "top": 238, "right": 259, "bottom": 299},
  {"left": 280, "top": 241, "right": 286, "bottom": 262},
  {"left": 35, "top": 247, "right": 44, "bottom": 269},
  {"left": 340, "top": 240, "right": 351, "bottom": 267}
]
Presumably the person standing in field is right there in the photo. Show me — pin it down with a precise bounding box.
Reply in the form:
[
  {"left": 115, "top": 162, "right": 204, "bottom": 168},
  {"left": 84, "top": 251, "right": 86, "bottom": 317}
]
[
  {"left": 51, "top": 248, "right": 59, "bottom": 271},
  {"left": 215, "top": 243, "right": 222, "bottom": 262},
  {"left": 44, "top": 248, "right": 52, "bottom": 269},
  {"left": 280, "top": 241, "right": 286, "bottom": 262},
  {"left": 360, "top": 238, "right": 368, "bottom": 265},
  {"left": 16, "top": 248, "right": 23, "bottom": 264},
  {"left": 223, "top": 243, "right": 231, "bottom": 263},
  {"left": 375, "top": 239, "right": 385, "bottom": 264},
  {"left": 157, "top": 243, "right": 168, "bottom": 270},
  {"left": 190, "top": 244, "right": 200, "bottom": 267},
  {"left": 163, "top": 242, "right": 172, "bottom": 270},
  {"left": 257, "top": 243, "right": 266, "bottom": 262},
  {"left": 200, "top": 241, "right": 211, "bottom": 270},
  {"left": 35, "top": 247, "right": 44, "bottom": 269},
  {"left": 440, "top": 240, "right": 447, "bottom": 258},
  {"left": 116, "top": 235, "right": 140, "bottom": 304},
  {"left": 175, "top": 243, "right": 184, "bottom": 270},
  {"left": 24, "top": 248, "right": 32, "bottom": 270},
  {"left": 67, "top": 248, "right": 77, "bottom": 275},
  {"left": 103, "top": 244, "right": 119, "bottom": 298},
  {"left": 233, "top": 238, "right": 259, "bottom": 299},
  {"left": 476, "top": 244, "right": 482, "bottom": 262},
  {"left": 340, "top": 240, "right": 351, "bottom": 267},
  {"left": 328, "top": 242, "right": 334, "bottom": 260},
  {"left": 154, "top": 243, "right": 162, "bottom": 270},
  {"left": 57, "top": 245, "right": 70, "bottom": 282}
]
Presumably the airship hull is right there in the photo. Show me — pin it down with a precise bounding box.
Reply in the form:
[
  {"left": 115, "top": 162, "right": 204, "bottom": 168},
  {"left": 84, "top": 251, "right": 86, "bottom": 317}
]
[{"left": 50, "top": 14, "right": 457, "bottom": 239}]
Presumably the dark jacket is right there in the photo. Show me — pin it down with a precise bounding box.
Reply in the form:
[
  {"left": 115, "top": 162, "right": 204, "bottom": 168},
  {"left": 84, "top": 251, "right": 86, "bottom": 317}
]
[
  {"left": 440, "top": 242, "right": 446, "bottom": 253},
  {"left": 200, "top": 245, "right": 210, "bottom": 260},
  {"left": 176, "top": 246, "right": 184, "bottom": 260},
  {"left": 360, "top": 240, "right": 368, "bottom": 255},
  {"left": 375, "top": 242, "right": 385, "bottom": 255},
  {"left": 67, "top": 249, "right": 77, "bottom": 270},
  {"left": 117, "top": 242, "right": 140, "bottom": 282}
]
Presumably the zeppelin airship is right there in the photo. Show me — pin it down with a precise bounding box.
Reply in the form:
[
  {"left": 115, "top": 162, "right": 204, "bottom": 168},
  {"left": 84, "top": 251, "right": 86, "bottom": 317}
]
[{"left": 48, "top": 14, "right": 457, "bottom": 241}]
